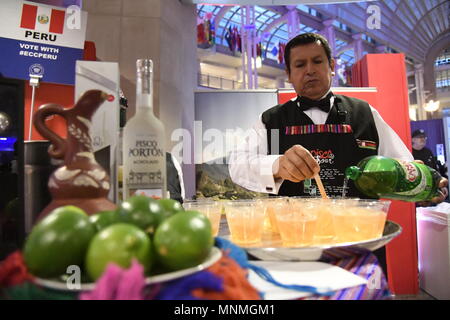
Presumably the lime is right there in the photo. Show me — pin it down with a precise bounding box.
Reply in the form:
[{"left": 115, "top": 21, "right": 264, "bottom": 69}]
[
  {"left": 117, "top": 195, "right": 165, "bottom": 235},
  {"left": 157, "top": 198, "right": 184, "bottom": 223},
  {"left": 85, "top": 223, "right": 153, "bottom": 281},
  {"left": 153, "top": 210, "right": 213, "bottom": 271},
  {"left": 89, "top": 210, "right": 120, "bottom": 232},
  {"left": 23, "top": 205, "right": 96, "bottom": 278}
]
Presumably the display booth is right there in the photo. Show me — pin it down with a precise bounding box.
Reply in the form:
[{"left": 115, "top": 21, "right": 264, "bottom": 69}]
[
  {"left": 194, "top": 54, "right": 417, "bottom": 295},
  {"left": 277, "top": 54, "right": 417, "bottom": 295}
]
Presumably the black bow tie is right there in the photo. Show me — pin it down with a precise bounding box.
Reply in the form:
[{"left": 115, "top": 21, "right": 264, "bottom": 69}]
[{"left": 297, "top": 92, "right": 333, "bottom": 113}]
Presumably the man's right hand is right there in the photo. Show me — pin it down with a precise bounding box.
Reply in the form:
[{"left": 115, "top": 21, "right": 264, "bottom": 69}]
[{"left": 272, "top": 145, "right": 320, "bottom": 182}]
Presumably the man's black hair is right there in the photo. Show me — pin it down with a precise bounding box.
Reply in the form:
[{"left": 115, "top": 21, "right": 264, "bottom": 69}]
[{"left": 284, "top": 32, "right": 333, "bottom": 73}]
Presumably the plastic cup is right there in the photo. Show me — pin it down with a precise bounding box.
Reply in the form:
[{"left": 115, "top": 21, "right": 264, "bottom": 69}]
[
  {"left": 255, "top": 197, "right": 288, "bottom": 234},
  {"left": 331, "top": 199, "right": 391, "bottom": 243},
  {"left": 224, "top": 200, "right": 265, "bottom": 245},
  {"left": 289, "top": 197, "right": 337, "bottom": 245},
  {"left": 183, "top": 199, "right": 222, "bottom": 237},
  {"left": 274, "top": 199, "right": 318, "bottom": 247}
]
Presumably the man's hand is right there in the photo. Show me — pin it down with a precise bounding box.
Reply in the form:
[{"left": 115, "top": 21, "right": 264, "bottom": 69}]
[
  {"left": 413, "top": 160, "right": 449, "bottom": 206},
  {"left": 273, "top": 145, "right": 320, "bottom": 182},
  {"left": 430, "top": 177, "right": 449, "bottom": 204}
]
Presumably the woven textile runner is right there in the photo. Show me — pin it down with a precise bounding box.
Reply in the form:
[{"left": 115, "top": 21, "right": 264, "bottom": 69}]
[
  {"left": 285, "top": 124, "right": 353, "bottom": 135},
  {"left": 301, "top": 250, "right": 390, "bottom": 300},
  {"left": 356, "top": 139, "right": 377, "bottom": 150}
]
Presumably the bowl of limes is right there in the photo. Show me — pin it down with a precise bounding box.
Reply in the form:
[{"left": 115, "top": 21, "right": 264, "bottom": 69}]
[{"left": 23, "top": 196, "right": 220, "bottom": 292}]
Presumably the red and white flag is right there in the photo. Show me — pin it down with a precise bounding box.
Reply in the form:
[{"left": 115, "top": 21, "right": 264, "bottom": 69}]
[{"left": 20, "top": 3, "right": 65, "bottom": 34}]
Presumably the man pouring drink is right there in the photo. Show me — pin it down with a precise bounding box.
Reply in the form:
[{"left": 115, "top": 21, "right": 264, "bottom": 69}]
[
  {"left": 229, "top": 32, "right": 447, "bottom": 203},
  {"left": 228, "top": 32, "right": 448, "bottom": 274}
]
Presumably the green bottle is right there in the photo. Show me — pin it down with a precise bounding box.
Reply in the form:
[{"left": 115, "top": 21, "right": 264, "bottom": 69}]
[{"left": 345, "top": 156, "right": 441, "bottom": 202}]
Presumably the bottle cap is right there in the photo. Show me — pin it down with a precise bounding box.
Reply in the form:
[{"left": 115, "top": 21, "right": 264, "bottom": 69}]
[
  {"left": 345, "top": 166, "right": 361, "bottom": 180},
  {"left": 136, "top": 59, "right": 153, "bottom": 75}
]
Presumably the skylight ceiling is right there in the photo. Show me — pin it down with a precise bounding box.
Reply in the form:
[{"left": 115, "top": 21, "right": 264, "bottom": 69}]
[{"left": 197, "top": 1, "right": 449, "bottom": 65}]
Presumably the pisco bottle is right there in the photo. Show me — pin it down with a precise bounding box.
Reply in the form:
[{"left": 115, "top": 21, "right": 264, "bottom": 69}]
[
  {"left": 345, "top": 156, "right": 442, "bottom": 202},
  {"left": 123, "top": 59, "right": 167, "bottom": 199}
]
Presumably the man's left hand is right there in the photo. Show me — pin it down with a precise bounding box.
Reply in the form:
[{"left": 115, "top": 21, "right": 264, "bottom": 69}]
[
  {"left": 430, "top": 177, "right": 449, "bottom": 204},
  {"left": 414, "top": 160, "right": 448, "bottom": 206}
]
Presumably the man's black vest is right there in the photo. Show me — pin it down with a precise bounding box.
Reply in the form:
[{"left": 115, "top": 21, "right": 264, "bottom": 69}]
[
  {"left": 166, "top": 152, "right": 183, "bottom": 203},
  {"left": 261, "top": 94, "right": 379, "bottom": 197}
]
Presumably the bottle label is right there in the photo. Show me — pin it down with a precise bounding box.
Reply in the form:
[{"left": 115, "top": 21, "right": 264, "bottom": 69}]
[
  {"left": 396, "top": 162, "right": 428, "bottom": 196},
  {"left": 134, "top": 189, "right": 163, "bottom": 199},
  {"left": 398, "top": 160, "right": 419, "bottom": 183},
  {"left": 128, "top": 139, "right": 164, "bottom": 158},
  {"left": 126, "top": 169, "right": 163, "bottom": 186},
  {"left": 123, "top": 135, "right": 166, "bottom": 198}
]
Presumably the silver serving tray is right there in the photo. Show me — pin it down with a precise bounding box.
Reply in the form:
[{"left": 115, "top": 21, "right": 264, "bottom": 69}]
[
  {"left": 227, "top": 220, "right": 402, "bottom": 261},
  {"left": 34, "top": 247, "right": 222, "bottom": 292}
]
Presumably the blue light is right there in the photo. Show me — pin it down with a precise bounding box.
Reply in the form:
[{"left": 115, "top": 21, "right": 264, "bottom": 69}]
[{"left": 0, "top": 137, "right": 17, "bottom": 152}]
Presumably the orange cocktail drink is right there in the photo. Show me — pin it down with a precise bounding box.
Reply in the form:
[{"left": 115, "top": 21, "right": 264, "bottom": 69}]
[
  {"left": 255, "top": 197, "right": 288, "bottom": 234},
  {"left": 310, "top": 199, "right": 335, "bottom": 244},
  {"left": 183, "top": 199, "right": 222, "bottom": 237},
  {"left": 331, "top": 199, "right": 391, "bottom": 243},
  {"left": 289, "top": 198, "right": 337, "bottom": 245},
  {"left": 274, "top": 199, "right": 318, "bottom": 246},
  {"left": 224, "top": 200, "right": 265, "bottom": 245}
]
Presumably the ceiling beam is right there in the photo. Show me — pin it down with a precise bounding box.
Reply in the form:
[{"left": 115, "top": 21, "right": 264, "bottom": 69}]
[{"left": 314, "top": 1, "right": 418, "bottom": 54}]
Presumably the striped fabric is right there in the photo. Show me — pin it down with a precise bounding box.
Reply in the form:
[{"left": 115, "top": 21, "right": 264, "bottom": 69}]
[
  {"left": 356, "top": 139, "right": 377, "bottom": 150},
  {"left": 285, "top": 124, "right": 353, "bottom": 135},
  {"left": 301, "top": 249, "right": 390, "bottom": 300}
]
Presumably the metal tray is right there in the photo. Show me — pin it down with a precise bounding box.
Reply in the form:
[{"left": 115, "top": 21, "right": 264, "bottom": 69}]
[
  {"left": 34, "top": 247, "right": 222, "bottom": 292},
  {"left": 226, "top": 220, "right": 402, "bottom": 261}
]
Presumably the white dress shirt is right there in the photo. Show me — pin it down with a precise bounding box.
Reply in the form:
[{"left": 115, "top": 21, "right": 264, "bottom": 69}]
[
  {"left": 170, "top": 153, "right": 185, "bottom": 200},
  {"left": 228, "top": 96, "right": 414, "bottom": 194}
]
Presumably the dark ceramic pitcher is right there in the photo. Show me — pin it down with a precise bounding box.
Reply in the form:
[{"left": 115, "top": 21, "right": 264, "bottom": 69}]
[{"left": 33, "top": 90, "right": 117, "bottom": 222}]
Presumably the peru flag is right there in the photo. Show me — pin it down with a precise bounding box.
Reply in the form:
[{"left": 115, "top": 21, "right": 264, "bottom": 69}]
[{"left": 20, "top": 4, "right": 65, "bottom": 34}]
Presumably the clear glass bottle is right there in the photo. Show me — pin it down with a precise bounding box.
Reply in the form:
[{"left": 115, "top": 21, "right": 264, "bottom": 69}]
[
  {"left": 122, "top": 59, "right": 167, "bottom": 199},
  {"left": 117, "top": 90, "right": 127, "bottom": 202}
]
